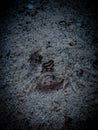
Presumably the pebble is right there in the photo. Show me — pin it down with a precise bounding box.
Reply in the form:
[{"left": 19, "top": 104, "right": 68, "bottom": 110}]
[{"left": 59, "top": 20, "right": 66, "bottom": 26}]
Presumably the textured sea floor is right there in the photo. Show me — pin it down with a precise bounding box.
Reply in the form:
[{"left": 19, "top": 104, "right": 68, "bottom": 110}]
[{"left": 0, "top": 0, "right": 98, "bottom": 130}]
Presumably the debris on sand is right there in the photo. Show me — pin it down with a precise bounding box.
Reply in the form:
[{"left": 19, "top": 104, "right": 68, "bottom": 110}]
[
  {"left": 29, "top": 51, "right": 43, "bottom": 66},
  {"left": 42, "top": 60, "right": 54, "bottom": 72},
  {"left": 36, "top": 72, "right": 64, "bottom": 91}
]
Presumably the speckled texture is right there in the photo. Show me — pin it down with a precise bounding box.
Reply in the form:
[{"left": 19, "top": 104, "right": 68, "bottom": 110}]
[{"left": 0, "top": 0, "right": 98, "bottom": 130}]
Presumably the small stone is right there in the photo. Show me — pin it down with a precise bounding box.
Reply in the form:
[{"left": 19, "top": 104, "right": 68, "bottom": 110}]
[{"left": 59, "top": 20, "right": 66, "bottom": 26}]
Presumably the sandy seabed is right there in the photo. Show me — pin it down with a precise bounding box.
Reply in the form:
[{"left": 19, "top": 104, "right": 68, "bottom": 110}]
[{"left": 0, "top": 0, "right": 98, "bottom": 130}]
